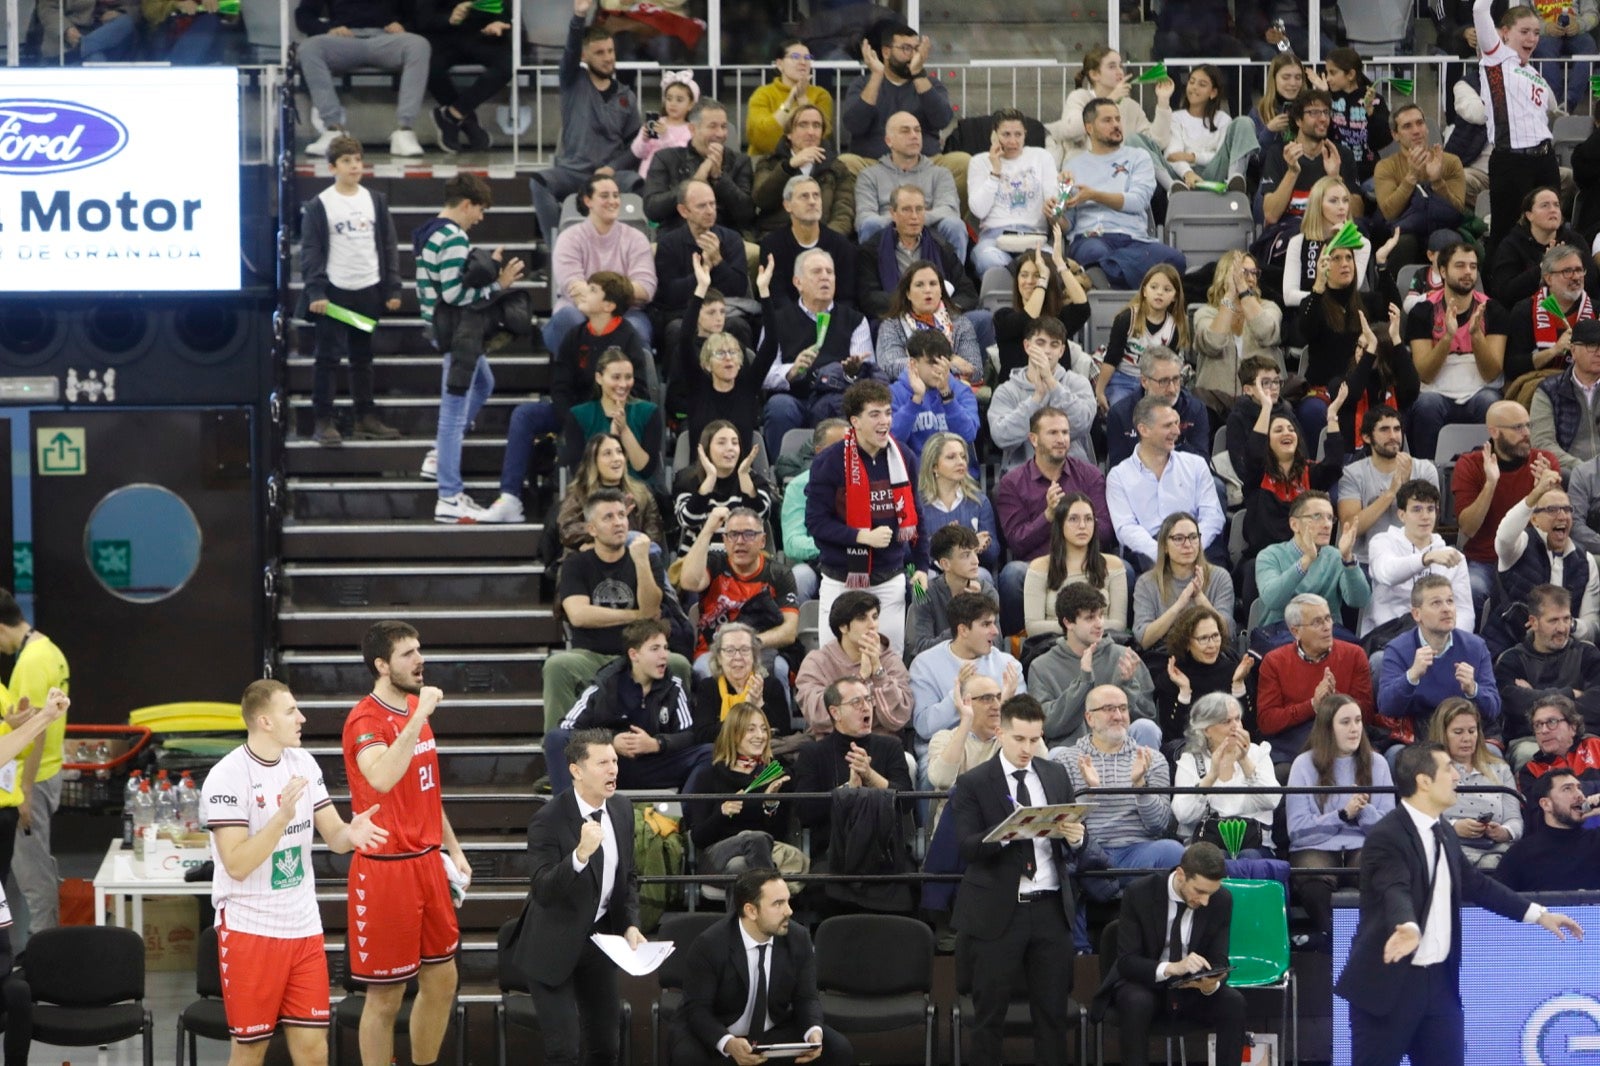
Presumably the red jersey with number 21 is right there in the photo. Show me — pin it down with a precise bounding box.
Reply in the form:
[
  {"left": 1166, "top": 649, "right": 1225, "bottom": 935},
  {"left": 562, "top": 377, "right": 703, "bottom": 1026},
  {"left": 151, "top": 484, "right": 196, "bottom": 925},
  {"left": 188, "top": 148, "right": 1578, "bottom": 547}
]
[{"left": 342, "top": 694, "right": 442, "bottom": 855}]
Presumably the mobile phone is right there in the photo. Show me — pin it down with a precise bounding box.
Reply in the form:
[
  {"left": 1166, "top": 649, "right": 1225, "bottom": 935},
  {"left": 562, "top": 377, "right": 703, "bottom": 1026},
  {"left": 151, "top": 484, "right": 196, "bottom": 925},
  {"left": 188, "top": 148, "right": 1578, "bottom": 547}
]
[{"left": 644, "top": 111, "right": 660, "bottom": 139}]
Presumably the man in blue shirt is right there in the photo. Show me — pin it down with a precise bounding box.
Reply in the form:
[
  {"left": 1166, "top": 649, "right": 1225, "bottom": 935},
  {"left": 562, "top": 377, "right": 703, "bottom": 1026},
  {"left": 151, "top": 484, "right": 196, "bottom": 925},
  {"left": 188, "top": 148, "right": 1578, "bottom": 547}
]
[
  {"left": 1378, "top": 574, "right": 1502, "bottom": 747},
  {"left": 1106, "top": 397, "right": 1226, "bottom": 573}
]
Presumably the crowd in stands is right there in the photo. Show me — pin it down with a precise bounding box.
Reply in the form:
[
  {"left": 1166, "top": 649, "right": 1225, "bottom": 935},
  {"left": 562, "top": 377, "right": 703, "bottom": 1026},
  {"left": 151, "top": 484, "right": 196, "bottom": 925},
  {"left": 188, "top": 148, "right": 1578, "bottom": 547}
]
[{"left": 292, "top": 0, "right": 1600, "bottom": 953}]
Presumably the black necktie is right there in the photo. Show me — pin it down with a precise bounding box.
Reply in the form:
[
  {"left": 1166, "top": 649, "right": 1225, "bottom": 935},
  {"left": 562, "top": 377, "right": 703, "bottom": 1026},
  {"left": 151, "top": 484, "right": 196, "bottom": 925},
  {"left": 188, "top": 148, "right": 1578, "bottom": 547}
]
[
  {"left": 589, "top": 810, "right": 605, "bottom": 876},
  {"left": 1168, "top": 904, "right": 1186, "bottom": 963},
  {"left": 1013, "top": 770, "right": 1036, "bottom": 878},
  {"left": 751, "top": 942, "right": 769, "bottom": 1042}
]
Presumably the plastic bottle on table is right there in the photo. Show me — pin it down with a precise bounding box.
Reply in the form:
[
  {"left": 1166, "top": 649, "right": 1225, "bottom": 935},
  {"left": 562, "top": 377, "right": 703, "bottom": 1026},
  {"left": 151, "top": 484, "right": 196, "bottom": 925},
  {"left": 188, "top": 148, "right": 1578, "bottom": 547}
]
[
  {"left": 130, "top": 780, "right": 155, "bottom": 852},
  {"left": 177, "top": 772, "right": 200, "bottom": 832},
  {"left": 153, "top": 781, "right": 178, "bottom": 837},
  {"left": 121, "top": 770, "right": 144, "bottom": 847}
]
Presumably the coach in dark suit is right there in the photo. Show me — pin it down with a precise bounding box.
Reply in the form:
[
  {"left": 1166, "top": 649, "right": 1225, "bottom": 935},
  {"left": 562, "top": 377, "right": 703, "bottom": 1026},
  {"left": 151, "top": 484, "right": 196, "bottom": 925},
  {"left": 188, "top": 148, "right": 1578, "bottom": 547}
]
[
  {"left": 1092, "top": 842, "right": 1246, "bottom": 1066},
  {"left": 672, "top": 867, "right": 853, "bottom": 1065},
  {"left": 1335, "top": 742, "right": 1585, "bottom": 1066},
  {"left": 508, "top": 728, "right": 644, "bottom": 1066},
  {"left": 950, "top": 694, "right": 1082, "bottom": 1066}
]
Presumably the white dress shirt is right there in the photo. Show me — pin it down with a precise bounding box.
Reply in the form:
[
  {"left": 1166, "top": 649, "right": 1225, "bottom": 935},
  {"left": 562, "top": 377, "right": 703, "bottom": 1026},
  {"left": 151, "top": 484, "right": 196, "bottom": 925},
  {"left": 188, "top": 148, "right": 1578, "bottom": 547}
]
[
  {"left": 573, "top": 795, "right": 618, "bottom": 925},
  {"left": 716, "top": 923, "right": 824, "bottom": 1056},
  {"left": 1153, "top": 872, "right": 1199, "bottom": 982},
  {"left": 999, "top": 752, "right": 1059, "bottom": 894},
  {"left": 1399, "top": 800, "right": 1542, "bottom": 967}
]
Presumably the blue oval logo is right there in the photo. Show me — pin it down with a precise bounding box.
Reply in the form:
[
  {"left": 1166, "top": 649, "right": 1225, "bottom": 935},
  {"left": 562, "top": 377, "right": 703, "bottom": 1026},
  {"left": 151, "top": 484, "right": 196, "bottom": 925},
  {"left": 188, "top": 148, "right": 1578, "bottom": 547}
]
[{"left": 0, "top": 99, "right": 129, "bottom": 175}]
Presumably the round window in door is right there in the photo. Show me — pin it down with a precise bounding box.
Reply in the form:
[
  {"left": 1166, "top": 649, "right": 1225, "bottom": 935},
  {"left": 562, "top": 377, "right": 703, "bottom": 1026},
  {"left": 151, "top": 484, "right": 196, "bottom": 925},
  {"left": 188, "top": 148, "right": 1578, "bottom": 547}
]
[{"left": 83, "top": 484, "right": 203, "bottom": 603}]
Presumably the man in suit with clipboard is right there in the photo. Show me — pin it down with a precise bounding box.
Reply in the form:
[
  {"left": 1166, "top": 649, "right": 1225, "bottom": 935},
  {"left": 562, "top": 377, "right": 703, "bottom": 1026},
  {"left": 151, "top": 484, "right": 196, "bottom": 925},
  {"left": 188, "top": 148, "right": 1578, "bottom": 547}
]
[
  {"left": 1335, "top": 741, "right": 1585, "bottom": 1066},
  {"left": 671, "top": 867, "right": 853, "bottom": 1065},
  {"left": 508, "top": 728, "right": 646, "bottom": 1066},
  {"left": 949, "top": 694, "right": 1084, "bottom": 1066},
  {"left": 1091, "top": 842, "right": 1246, "bottom": 1066}
]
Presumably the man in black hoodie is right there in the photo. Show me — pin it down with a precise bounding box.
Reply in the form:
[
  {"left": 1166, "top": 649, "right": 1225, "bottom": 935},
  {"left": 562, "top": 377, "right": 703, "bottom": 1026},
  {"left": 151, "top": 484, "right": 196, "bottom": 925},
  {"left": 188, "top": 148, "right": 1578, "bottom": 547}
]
[
  {"left": 544, "top": 619, "right": 710, "bottom": 795},
  {"left": 296, "top": 0, "right": 431, "bottom": 157}
]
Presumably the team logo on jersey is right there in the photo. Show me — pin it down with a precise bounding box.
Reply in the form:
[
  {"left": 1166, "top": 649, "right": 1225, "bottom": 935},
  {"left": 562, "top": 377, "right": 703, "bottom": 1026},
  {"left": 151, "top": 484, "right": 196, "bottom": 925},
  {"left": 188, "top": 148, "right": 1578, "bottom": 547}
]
[
  {"left": 357, "top": 732, "right": 378, "bottom": 743},
  {"left": 270, "top": 846, "right": 303, "bottom": 890}
]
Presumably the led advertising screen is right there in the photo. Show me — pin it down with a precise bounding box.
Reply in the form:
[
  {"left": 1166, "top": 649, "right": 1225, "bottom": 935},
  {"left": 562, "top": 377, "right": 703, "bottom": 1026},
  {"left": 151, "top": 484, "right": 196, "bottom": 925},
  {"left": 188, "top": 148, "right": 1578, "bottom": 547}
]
[
  {"left": 0, "top": 68, "right": 241, "bottom": 291},
  {"left": 1333, "top": 900, "right": 1600, "bottom": 1065}
]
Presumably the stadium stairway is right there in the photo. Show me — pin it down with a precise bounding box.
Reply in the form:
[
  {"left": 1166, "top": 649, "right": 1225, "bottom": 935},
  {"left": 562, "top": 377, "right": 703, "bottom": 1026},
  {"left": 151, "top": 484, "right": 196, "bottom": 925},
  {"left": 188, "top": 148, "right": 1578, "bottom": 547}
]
[{"left": 273, "top": 172, "right": 556, "bottom": 1007}]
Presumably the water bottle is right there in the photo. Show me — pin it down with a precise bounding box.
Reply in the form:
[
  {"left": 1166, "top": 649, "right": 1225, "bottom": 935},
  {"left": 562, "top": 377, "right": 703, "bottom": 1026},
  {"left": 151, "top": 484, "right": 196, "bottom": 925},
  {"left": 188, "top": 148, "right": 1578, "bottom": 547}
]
[
  {"left": 154, "top": 781, "right": 178, "bottom": 837},
  {"left": 121, "top": 770, "right": 144, "bottom": 847},
  {"left": 177, "top": 772, "right": 200, "bottom": 832},
  {"left": 131, "top": 781, "right": 155, "bottom": 855},
  {"left": 94, "top": 741, "right": 112, "bottom": 781}
]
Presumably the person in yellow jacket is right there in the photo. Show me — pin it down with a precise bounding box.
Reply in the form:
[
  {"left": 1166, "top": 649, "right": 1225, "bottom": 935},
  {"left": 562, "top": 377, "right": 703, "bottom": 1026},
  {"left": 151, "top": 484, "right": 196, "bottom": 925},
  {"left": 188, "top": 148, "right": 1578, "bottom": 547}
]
[
  {"left": 0, "top": 590, "right": 70, "bottom": 940},
  {"left": 745, "top": 39, "right": 836, "bottom": 157}
]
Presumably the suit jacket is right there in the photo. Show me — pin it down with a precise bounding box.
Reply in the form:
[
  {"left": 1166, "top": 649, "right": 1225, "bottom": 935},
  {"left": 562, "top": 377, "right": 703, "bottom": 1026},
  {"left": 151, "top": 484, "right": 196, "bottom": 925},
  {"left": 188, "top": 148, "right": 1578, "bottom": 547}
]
[
  {"left": 677, "top": 914, "right": 824, "bottom": 1052},
  {"left": 508, "top": 790, "right": 641, "bottom": 988},
  {"left": 949, "top": 755, "right": 1079, "bottom": 940},
  {"left": 1334, "top": 803, "right": 1533, "bottom": 1016},
  {"left": 1092, "top": 871, "right": 1233, "bottom": 1015}
]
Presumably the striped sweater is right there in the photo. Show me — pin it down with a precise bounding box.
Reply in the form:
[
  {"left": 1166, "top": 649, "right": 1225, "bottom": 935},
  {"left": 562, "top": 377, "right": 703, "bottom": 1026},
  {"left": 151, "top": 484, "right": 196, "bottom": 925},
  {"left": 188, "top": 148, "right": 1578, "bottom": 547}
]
[{"left": 412, "top": 216, "right": 497, "bottom": 325}]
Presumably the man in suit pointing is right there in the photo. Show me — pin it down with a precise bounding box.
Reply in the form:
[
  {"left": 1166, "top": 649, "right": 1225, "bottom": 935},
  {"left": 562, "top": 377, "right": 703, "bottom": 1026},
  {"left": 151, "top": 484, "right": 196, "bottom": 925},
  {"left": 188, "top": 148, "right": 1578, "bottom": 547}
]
[
  {"left": 950, "top": 694, "right": 1084, "bottom": 1066},
  {"left": 1092, "top": 842, "right": 1247, "bottom": 1066},
  {"left": 672, "top": 867, "right": 853, "bottom": 1065},
  {"left": 509, "top": 728, "right": 646, "bottom": 1066},
  {"left": 1336, "top": 741, "right": 1585, "bottom": 1066}
]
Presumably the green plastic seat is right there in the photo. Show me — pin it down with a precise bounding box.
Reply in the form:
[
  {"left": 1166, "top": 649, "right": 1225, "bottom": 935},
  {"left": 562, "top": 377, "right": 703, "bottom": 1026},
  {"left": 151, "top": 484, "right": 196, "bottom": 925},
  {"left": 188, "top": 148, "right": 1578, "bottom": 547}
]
[{"left": 1222, "top": 878, "right": 1297, "bottom": 1063}]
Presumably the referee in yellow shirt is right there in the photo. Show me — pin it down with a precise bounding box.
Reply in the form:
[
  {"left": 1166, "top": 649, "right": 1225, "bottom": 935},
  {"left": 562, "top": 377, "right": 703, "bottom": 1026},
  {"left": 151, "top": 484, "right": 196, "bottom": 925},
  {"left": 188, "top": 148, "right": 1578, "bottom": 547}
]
[{"left": 0, "top": 590, "right": 70, "bottom": 940}]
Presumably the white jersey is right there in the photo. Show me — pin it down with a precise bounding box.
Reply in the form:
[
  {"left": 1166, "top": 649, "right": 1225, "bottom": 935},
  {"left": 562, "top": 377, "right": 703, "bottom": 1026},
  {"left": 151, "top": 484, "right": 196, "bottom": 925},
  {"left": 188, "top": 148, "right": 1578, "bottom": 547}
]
[
  {"left": 1476, "top": 0, "right": 1555, "bottom": 150},
  {"left": 318, "top": 183, "right": 381, "bottom": 291},
  {"left": 204, "top": 745, "right": 331, "bottom": 939}
]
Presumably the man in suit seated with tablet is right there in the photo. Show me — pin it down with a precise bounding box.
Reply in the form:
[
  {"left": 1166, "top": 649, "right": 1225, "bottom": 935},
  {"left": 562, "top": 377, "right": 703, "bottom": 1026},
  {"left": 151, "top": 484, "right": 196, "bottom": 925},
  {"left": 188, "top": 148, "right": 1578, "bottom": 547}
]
[
  {"left": 1092, "top": 842, "right": 1247, "bottom": 1066},
  {"left": 672, "top": 867, "right": 853, "bottom": 1065}
]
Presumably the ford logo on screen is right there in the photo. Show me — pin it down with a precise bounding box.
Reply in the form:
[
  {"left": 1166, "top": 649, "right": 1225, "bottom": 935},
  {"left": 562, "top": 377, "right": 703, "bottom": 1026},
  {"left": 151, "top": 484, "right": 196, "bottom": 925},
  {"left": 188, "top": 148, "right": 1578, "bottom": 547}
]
[{"left": 0, "top": 100, "right": 129, "bottom": 175}]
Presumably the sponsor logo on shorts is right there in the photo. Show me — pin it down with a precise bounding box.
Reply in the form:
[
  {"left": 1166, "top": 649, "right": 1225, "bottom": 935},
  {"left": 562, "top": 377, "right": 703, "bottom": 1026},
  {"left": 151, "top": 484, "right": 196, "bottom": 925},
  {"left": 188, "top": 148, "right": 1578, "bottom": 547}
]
[{"left": 242, "top": 1022, "right": 273, "bottom": 1035}]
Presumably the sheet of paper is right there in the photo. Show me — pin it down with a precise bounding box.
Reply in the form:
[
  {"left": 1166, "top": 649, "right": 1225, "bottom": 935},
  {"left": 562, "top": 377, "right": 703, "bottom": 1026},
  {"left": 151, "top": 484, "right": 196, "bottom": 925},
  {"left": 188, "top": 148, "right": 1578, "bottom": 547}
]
[{"left": 590, "top": 933, "right": 676, "bottom": 976}]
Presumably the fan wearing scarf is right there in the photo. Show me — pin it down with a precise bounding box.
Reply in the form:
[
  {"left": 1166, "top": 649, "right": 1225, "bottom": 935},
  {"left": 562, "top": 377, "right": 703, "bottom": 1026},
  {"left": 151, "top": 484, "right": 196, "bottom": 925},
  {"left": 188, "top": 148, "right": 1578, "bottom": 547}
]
[
  {"left": 805, "top": 379, "right": 930, "bottom": 658},
  {"left": 1506, "top": 243, "right": 1597, "bottom": 384}
]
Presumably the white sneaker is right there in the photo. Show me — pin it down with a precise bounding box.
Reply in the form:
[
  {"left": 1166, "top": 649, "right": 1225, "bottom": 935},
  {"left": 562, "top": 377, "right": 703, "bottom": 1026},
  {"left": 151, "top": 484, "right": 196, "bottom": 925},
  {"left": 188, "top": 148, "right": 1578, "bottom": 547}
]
[
  {"left": 390, "top": 129, "right": 425, "bottom": 157},
  {"left": 420, "top": 448, "right": 438, "bottom": 480},
  {"left": 478, "top": 493, "right": 526, "bottom": 524},
  {"left": 435, "top": 492, "right": 486, "bottom": 524},
  {"left": 305, "top": 128, "right": 342, "bottom": 157}
]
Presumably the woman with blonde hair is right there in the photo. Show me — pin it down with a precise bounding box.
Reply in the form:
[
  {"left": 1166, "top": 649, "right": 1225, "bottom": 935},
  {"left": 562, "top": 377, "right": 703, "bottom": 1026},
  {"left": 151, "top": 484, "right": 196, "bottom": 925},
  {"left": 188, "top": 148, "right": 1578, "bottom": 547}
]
[
  {"left": 1282, "top": 176, "right": 1384, "bottom": 308},
  {"left": 916, "top": 433, "right": 999, "bottom": 574},
  {"left": 1192, "top": 249, "right": 1283, "bottom": 402},
  {"left": 682, "top": 702, "right": 807, "bottom": 881},
  {"left": 1428, "top": 698, "right": 1521, "bottom": 869},
  {"left": 1253, "top": 52, "right": 1306, "bottom": 152},
  {"left": 1132, "top": 512, "right": 1235, "bottom": 654},
  {"left": 551, "top": 432, "right": 664, "bottom": 553}
]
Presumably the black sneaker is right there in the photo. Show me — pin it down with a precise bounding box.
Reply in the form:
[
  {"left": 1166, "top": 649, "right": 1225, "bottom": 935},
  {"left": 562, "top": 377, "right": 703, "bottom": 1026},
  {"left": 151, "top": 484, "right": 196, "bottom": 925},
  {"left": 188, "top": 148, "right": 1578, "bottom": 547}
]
[
  {"left": 432, "top": 105, "right": 462, "bottom": 155},
  {"left": 460, "top": 110, "right": 493, "bottom": 152}
]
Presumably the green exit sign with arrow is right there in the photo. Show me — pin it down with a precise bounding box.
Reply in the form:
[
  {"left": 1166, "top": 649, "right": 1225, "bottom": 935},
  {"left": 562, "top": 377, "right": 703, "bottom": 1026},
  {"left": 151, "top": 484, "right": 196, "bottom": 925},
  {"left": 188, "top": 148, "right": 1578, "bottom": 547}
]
[{"left": 36, "top": 428, "right": 86, "bottom": 476}]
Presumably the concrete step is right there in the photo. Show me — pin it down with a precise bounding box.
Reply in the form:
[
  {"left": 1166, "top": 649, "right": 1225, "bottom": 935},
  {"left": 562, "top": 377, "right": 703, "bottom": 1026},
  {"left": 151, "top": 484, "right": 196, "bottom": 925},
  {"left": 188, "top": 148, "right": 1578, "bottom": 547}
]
[
  {"left": 386, "top": 202, "right": 539, "bottom": 245},
  {"left": 293, "top": 692, "right": 546, "bottom": 740},
  {"left": 326, "top": 783, "right": 544, "bottom": 831},
  {"left": 286, "top": 477, "right": 513, "bottom": 522},
  {"left": 288, "top": 317, "right": 541, "bottom": 357},
  {"left": 289, "top": 394, "right": 539, "bottom": 442},
  {"left": 285, "top": 352, "right": 550, "bottom": 395},
  {"left": 285, "top": 276, "right": 550, "bottom": 319},
  {"left": 278, "top": 604, "right": 558, "bottom": 647},
  {"left": 303, "top": 735, "right": 544, "bottom": 792},
  {"left": 282, "top": 561, "right": 546, "bottom": 610},
  {"left": 278, "top": 648, "right": 548, "bottom": 698},
  {"left": 283, "top": 437, "right": 507, "bottom": 476},
  {"left": 281, "top": 519, "right": 542, "bottom": 559}
]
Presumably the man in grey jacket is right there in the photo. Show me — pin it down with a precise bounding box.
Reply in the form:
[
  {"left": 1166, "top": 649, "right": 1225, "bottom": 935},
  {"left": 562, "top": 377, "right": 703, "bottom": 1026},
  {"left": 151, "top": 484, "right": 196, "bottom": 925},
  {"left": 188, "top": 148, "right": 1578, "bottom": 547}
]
[
  {"left": 1026, "top": 584, "right": 1159, "bottom": 749},
  {"left": 854, "top": 112, "right": 967, "bottom": 260},
  {"left": 528, "top": 0, "right": 642, "bottom": 241}
]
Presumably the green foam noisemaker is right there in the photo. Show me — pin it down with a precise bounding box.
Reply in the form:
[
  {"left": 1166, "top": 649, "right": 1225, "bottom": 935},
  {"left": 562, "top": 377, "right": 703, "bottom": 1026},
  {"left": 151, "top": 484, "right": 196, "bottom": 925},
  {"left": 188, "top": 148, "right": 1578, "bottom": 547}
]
[
  {"left": 1329, "top": 221, "right": 1365, "bottom": 250},
  {"left": 1386, "top": 78, "right": 1414, "bottom": 96},
  {"left": 745, "top": 761, "right": 787, "bottom": 792},
  {"left": 1218, "top": 818, "right": 1249, "bottom": 858},
  {"left": 1192, "top": 180, "right": 1229, "bottom": 194},
  {"left": 217, "top": 0, "right": 239, "bottom": 11},
  {"left": 324, "top": 302, "right": 376, "bottom": 332},
  {"left": 1136, "top": 63, "right": 1168, "bottom": 84},
  {"left": 1591, "top": 75, "right": 1600, "bottom": 97},
  {"left": 1541, "top": 294, "right": 1568, "bottom": 317},
  {"left": 815, "top": 310, "right": 830, "bottom": 347}
]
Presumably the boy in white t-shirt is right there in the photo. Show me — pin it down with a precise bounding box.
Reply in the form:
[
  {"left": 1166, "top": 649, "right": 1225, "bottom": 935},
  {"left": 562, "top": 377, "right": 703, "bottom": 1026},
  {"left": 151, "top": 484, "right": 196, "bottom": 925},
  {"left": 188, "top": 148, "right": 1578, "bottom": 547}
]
[
  {"left": 300, "top": 135, "right": 404, "bottom": 447},
  {"left": 203, "top": 680, "right": 387, "bottom": 1062}
]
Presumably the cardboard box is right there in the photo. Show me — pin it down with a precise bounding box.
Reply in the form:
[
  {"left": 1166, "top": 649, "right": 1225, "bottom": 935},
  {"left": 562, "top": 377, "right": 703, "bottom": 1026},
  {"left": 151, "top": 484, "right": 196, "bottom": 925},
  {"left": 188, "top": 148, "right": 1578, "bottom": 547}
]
[
  {"left": 141, "top": 895, "right": 200, "bottom": 972},
  {"left": 1210, "top": 1032, "right": 1278, "bottom": 1066},
  {"left": 133, "top": 828, "right": 209, "bottom": 880}
]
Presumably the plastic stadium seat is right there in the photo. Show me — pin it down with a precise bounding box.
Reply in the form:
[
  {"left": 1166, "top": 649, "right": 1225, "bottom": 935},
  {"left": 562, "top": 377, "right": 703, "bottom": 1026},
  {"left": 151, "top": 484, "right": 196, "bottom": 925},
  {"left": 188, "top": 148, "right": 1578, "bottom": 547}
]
[
  {"left": 1223, "top": 878, "right": 1298, "bottom": 1066},
  {"left": 979, "top": 267, "right": 1016, "bottom": 313},
  {"left": 1163, "top": 190, "right": 1256, "bottom": 272},
  {"left": 650, "top": 911, "right": 724, "bottom": 1065},
  {"left": 1085, "top": 290, "right": 1136, "bottom": 353},
  {"left": 1433, "top": 423, "right": 1489, "bottom": 466},
  {"left": 495, "top": 919, "right": 631, "bottom": 1066},
  {"left": 23, "top": 926, "right": 153, "bottom": 1066},
  {"left": 1093, "top": 919, "right": 1207, "bottom": 1066},
  {"left": 1555, "top": 114, "right": 1590, "bottom": 166},
  {"left": 815, "top": 915, "right": 936, "bottom": 1066},
  {"left": 175, "top": 926, "right": 227, "bottom": 1066}
]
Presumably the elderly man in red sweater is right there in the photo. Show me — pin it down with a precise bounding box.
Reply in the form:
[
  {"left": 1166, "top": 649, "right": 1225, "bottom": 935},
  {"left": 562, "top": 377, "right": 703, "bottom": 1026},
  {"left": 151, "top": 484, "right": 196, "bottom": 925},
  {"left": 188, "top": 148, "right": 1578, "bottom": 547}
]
[{"left": 1256, "top": 592, "right": 1374, "bottom": 769}]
